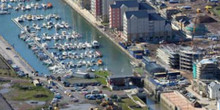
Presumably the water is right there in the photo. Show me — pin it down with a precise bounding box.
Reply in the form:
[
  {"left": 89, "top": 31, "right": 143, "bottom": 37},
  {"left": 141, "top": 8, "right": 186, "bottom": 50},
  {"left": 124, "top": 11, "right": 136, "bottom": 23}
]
[
  {"left": 0, "top": 0, "right": 132, "bottom": 76},
  {"left": 0, "top": 0, "right": 165, "bottom": 109}
]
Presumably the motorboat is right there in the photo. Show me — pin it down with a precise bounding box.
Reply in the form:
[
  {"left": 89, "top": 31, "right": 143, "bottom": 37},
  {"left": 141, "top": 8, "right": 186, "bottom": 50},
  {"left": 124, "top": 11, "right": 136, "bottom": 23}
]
[{"left": 92, "top": 40, "right": 99, "bottom": 48}]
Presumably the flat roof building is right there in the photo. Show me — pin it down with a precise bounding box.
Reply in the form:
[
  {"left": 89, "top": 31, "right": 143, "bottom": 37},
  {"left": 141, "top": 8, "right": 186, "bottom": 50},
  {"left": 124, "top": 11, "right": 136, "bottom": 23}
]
[{"left": 160, "top": 91, "right": 204, "bottom": 110}]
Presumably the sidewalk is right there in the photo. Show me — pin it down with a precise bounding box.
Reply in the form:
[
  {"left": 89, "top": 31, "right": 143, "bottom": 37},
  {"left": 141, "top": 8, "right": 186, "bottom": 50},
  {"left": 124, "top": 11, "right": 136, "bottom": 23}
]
[{"left": 0, "top": 36, "right": 35, "bottom": 76}]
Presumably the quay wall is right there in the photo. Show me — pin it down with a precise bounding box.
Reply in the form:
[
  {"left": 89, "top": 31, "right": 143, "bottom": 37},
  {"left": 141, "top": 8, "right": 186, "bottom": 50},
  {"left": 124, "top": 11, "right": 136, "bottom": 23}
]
[
  {"left": 62, "top": 0, "right": 137, "bottom": 62},
  {"left": 0, "top": 36, "right": 35, "bottom": 76}
]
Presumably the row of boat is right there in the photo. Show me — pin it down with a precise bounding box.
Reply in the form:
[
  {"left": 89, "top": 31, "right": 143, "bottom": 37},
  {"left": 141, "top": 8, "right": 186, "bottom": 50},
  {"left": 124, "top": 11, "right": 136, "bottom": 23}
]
[
  {"left": 0, "top": 0, "right": 52, "bottom": 15},
  {"left": 1, "top": 0, "right": 36, "bottom": 3},
  {"left": 15, "top": 14, "right": 61, "bottom": 22},
  {"left": 19, "top": 31, "right": 82, "bottom": 41}
]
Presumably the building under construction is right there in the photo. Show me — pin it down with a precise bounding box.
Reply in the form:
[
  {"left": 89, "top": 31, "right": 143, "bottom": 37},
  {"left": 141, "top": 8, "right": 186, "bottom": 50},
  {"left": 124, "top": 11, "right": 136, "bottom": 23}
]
[
  {"left": 193, "top": 58, "right": 220, "bottom": 80},
  {"left": 157, "top": 44, "right": 180, "bottom": 69},
  {"left": 179, "top": 47, "right": 203, "bottom": 71},
  {"left": 157, "top": 45, "right": 203, "bottom": 71}
]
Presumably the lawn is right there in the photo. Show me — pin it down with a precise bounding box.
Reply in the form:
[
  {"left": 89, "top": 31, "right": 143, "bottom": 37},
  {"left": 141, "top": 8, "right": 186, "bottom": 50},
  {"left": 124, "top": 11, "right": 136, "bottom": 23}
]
[
  {"left": 94, "top": 71, "right": 110, "bottom": 85},
  {"left": 132, "top": 96, "right": 146, "bottom": 106},
  {"left": 0, "top": 69, "right": 16, "bottom": 77},
  {"left": 133, "top": 67, "right": 145, "bottom": 75},
  {"left": 118, "top": 98, "right": 148, "bottom": 110},
  {"left": 7, "top": 81, "right": 53, "bottom": 101}
]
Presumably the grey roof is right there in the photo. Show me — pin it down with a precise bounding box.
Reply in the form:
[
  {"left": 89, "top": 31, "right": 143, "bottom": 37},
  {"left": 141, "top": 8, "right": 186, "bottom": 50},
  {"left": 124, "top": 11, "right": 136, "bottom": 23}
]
[
  {"left": 125, "top": 11, "right": 149, "bottom": 19},
  {"left": 142, "top": 57, "right": 166, "bottom": 74},
  {"left": 125, "top": 10, "right": 165, "bottom": 21},
  {"left": 139, "top": 2, "right": 154, "bottom": 10},
  {"left": 149, "top": 13, "right": 165, "bottom": 21},
  {"left": 110, "top": 0, "right": 139, "bottom": 8}
]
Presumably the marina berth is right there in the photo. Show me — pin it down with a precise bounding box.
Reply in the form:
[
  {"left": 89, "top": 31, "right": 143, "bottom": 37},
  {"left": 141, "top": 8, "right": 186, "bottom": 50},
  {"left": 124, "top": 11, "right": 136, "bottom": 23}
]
[{"left": 13, "top": 11, "right": 104, "bottom": 75}]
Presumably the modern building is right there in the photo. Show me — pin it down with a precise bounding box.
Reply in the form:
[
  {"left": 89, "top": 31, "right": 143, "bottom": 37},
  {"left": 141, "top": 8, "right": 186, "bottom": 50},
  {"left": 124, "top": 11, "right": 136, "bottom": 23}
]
[
  {"left": 157, "top": 44, "right": 179, "bottom": 69},
  {"left": 107, "top": 75, "right": 143, "bottom": 90},
  {"left": 91, "top": 0, "right": 102, "bottom": 18},
  {"left": 208, "top": 81, "right": 220, "bottom": 99},
  {"left": 193, "top": 58, "right": 220, "bottom": 80},
  {"left": 142, "top": 57, "right": 166, "bottom": 75},
  {"left": 109, "top": 0, "right": 139, "bottom": 30},
  {"left": 123, "top": 10, "right": 172, "bottom": 42},
  {"left": 179, "top": 47, "right": 203, "bottom": 71}
]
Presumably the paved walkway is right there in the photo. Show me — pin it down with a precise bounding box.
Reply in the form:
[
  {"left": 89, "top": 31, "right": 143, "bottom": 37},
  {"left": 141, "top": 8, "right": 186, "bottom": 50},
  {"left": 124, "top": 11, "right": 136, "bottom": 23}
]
[{"left": 0, "top": 36, "right": 35, "bottom": 76}]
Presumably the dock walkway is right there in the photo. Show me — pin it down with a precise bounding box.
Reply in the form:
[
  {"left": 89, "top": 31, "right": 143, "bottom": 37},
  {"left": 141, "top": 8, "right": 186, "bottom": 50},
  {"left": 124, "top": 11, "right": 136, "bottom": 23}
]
[{"left": 12, "top": 19, "right": 68, "bottom": 74}]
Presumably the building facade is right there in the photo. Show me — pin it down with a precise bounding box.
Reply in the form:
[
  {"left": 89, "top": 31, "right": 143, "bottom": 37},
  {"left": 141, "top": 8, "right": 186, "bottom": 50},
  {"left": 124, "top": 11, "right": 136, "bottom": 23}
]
[
  {"left": 123, "top": 10, "right": 172, "bottom": 42},
  {"left": 91, "top": 0, "right": 102, "bottom": 18},
  {"left": 156, "top": 45, "right": 179, "bottom": 69},
  {"left": 179, "top": 48, "right": 202, "bottom": 71},
  {"left": 208, "top": 81, "right": 220, "bottom": 100},
  {"left": 194, "top": 58, "right": 220, "bottom": 80},
  {"left": 109, "top": 0, "right": 139, "bottom": 30},
  {"left": 102, "top": 0, "right": 117, "bottom": 22}
]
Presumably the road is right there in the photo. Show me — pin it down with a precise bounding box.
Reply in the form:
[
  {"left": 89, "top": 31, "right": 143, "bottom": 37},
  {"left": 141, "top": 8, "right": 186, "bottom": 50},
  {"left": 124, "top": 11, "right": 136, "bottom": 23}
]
[{"left": 186, "top": 85, "right": 216, "bottom": 110}]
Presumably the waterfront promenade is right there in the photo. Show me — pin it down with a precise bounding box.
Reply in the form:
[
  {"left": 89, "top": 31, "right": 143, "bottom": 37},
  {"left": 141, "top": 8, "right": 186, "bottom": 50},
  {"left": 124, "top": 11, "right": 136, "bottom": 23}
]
[
  {"left": 62, "top": 0, "right": 137, "bottom": 62},
  {"left": 0, "top": 35, "right": 35, "bottom": 76}
]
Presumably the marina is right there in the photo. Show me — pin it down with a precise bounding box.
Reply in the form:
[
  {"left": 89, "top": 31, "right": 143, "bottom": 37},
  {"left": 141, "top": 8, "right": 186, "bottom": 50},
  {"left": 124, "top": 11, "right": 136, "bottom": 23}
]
[
  {"left": 0, "top": 0, "right": 132, "bottom": 76},
  {"left": 12, "top": 14, "right": 104, "bottom": 75},
  {"left": 0, "top": 0, "right": 166, "bottom": 109}
]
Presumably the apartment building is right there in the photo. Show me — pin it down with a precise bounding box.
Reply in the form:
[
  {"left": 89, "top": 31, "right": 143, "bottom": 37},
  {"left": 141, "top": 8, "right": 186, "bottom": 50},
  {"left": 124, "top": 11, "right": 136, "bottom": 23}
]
[
  {"left": 109, "top": 0, "right": 139, "bottom": 30},
  {"left": 102, "top": 0, "right": 117, "bottom": 22},
  {"left": 123, "top": 10, "right": 172, "bottom": 42},
  {"left": 91, "top": 0, "right": 102, "bottom": 18}
]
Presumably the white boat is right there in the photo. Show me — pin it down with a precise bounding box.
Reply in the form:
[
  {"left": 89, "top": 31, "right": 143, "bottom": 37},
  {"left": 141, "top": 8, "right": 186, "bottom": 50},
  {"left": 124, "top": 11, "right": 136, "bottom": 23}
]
[
  {"left": 7, "top": 4, "right": 13, "bottom": 9},
  {"left": 92, "top": 40, "right": 99, "bottom": 48},
  {"left": 0, "top": 10, "right": 9, "bottom": 15},
  {"left": 25, "top": 5, "right": 31, "bottom": 10}
]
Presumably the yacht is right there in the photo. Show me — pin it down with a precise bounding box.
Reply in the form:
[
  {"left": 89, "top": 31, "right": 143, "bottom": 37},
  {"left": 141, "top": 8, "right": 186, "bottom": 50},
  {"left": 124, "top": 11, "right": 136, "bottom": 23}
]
[{"left": 92, "top": 40, "right": 99, "bottom": 48}]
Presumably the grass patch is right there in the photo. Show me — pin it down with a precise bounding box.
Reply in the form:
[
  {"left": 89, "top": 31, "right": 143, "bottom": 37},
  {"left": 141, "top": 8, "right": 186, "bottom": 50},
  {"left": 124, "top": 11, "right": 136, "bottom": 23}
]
[
  {"left": 95, "top": 71, "right": 110, "bottom": 78},
  {"left": 132, "top": 96, "right": 146, "bottom": 105},
  {"left": 118, "top": 98, "right": 148, "bottom": 110},
  {"left": 118, "top": 98, "right": 136, "bottom": 110},
  {"left": 0, "top": 69, "right": 16, "bottom": 77},
  {"left": 8, "top": 81, "right": 53, "bottom": 101},
  {"left": 101, "top": 22, "right": 109, "bottom": 26},
  {"left": 67, "top": 77, "right": 97, "bottom": 84},
  {"left": 133, "top": 67, "right": 145, "bottom": 75},
  {"left": 94, "top": 71, "right": 110, "bottom": 85}
]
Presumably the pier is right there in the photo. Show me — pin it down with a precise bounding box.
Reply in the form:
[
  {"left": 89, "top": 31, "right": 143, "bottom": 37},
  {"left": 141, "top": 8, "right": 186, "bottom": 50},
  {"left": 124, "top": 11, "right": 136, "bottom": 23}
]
[{"left": 12, "top": 18, "right": 69, "bottom": 75}]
